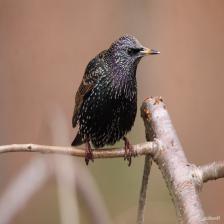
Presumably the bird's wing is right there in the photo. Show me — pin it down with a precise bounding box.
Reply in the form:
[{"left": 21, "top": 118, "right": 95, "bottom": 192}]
[{"left": 72, "top": 50, "right": 107, "bottom": 127}]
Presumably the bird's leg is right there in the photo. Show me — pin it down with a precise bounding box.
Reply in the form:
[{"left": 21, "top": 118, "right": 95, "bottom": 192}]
[
  {"left": 123, "top": 136, "right": 137, "bottom": 166},
  {"left": 85, "top": 141, "right": 94, "bottom": 165}
]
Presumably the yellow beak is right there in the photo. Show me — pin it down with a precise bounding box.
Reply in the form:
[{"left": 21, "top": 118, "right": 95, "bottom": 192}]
[{"left": 141, "top": 48, "right": 160, "bottom": 55}]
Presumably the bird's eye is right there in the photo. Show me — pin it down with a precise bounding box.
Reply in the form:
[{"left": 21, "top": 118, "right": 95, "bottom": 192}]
[{"left": 127, "top": 48, "right": 142, "bottom": 56}]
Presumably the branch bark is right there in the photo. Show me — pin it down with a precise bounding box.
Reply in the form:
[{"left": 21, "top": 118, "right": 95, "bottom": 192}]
[
  {"left": 0, "top": 142, "right": 158, "bottom": 158},
  {"left": 0, "top": 97, "right": 223, "bottom": 224},
  {"left": 199, "top": 161, "right": 224, "bottom": 183},
  {"left": 141, "top": 97, "right": 207, "bottom": 224}
]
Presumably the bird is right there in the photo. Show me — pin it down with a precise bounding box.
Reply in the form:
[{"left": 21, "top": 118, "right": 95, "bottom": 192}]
[{"left": 71, "top": 35, "right": 159, "bottom": 166}]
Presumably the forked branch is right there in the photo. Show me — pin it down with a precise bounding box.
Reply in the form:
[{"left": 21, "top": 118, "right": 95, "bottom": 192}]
[
  {"left": 139, "top": 97, "right": 207, "bottom": 224},
  {"left": 0, "top": 97, "right": 223, "bottom": 224}
]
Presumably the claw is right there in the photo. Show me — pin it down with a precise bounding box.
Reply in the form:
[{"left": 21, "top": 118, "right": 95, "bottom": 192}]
[
  {"left": 123, "top": 137, "right": 136, "bottom": 166},
  {"left": 85, "top": 141, "right": 94, "bottom": 165}
]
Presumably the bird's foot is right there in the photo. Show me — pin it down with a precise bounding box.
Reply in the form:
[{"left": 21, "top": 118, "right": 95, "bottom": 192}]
[
  {"left": 123, "top": 137, "right": 137, "bottom": 166},
  {"left": 85, "top": 141, "right": 94, "bottom": 165}
]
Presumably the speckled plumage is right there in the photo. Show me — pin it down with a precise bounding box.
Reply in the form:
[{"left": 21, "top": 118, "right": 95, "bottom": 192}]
[{"left": 72, "top": 35, "right": 159, "bottom": 165}]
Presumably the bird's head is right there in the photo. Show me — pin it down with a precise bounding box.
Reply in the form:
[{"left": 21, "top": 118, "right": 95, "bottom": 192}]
[{"left": 108, "top": 35, "right": 160, "bottom": 67}]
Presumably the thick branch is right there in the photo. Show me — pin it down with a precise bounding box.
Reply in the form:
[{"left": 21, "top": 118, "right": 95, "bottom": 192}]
[
  {"left": 199, "top": 161, "right": 224, "bottom": 183},
  {"left": 1, "top": 97, "right": 222, "bottom": 224},
  {"left": 0, "top": 142, "right": 158, "bottom": 159},
  {"left": 141, "top": 97, "right": 207, "bottom": 224}
]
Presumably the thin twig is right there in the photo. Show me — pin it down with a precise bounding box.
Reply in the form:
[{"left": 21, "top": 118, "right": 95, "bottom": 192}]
[
  {"left": 0, "top": 142, "right": 159, "bottom": 158},
  {"left": 199, "top": 161, "right": 224, "bottom": 183},
  {"left": 136, "top": 103, "right": 156, "bottom": 224},
  {"left": 136, "top": 155, "right": 152, "bottom": 224},
  {"left": 1, "top": 98, "right": 223, "bottom": 224}
]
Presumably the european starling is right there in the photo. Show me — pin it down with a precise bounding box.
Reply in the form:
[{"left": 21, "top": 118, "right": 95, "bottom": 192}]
[{"left": 72, "top": 35, "right": 159, "bottom": 165}]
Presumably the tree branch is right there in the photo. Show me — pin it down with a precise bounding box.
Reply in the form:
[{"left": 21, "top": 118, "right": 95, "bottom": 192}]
[
  {"left": 0, "top": 142, "right": 159, "bottom": 158},
  {"left": 199, "top": 161, "right": 224, "bottom": 183},
  {"left": 141, "top": 97, "right": 207, "bottom": 224},
  {"left": 1, "top": 97, "right": 223, "bottom": 224},
  {"left": 136, "top": 103, "right": 156, "bottom": 224},
  {"left": 136, "top": 155, "right": 152, "bottom": 224}
]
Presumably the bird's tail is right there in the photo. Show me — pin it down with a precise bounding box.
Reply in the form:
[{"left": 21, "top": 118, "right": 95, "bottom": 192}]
[{"left": 71, "top": 132, "right": 84, "bottom": 146}]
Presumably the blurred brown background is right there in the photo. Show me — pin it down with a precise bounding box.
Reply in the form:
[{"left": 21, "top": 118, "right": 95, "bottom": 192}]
[{"left": 0, "top": 0, "right": 223, "bottom": 223}]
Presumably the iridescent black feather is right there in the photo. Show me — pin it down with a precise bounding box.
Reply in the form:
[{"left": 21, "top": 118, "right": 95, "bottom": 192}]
[{"left": 72, "top": 35, "right": 159, "bottom": 164}]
